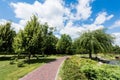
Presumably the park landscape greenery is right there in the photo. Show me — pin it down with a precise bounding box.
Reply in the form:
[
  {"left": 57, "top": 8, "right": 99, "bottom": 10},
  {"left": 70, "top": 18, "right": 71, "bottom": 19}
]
[{"left": 0, "top": 15, "right": 120, "bottom": 80}]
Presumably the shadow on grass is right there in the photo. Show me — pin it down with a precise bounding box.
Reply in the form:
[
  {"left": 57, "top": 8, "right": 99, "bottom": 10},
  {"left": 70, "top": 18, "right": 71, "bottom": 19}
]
[
  {"left": 0, "top": 55, "right": 57, "bottom": 64},
  {"left": 0, "top": 56, "right": 11, "bottom": 61},
  {"left": 24, "top": 58, "right": 56, "bottom": 64}
]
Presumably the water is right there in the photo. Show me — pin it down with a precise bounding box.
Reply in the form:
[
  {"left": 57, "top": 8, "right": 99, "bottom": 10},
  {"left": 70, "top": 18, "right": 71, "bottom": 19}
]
[{"left": 108, "top": 60, "right": 120, "bottom": 66}]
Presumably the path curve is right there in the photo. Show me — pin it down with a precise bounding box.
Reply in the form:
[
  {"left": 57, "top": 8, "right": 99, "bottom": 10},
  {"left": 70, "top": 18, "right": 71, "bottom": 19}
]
[{"left": 19, "top": 56, "right": 67, "bottom": 80}]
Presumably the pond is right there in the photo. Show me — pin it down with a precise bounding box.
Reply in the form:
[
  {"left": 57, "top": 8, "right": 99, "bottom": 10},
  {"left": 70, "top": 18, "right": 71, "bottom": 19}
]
[{"left": 108, "top": 60, "right": 120, "bottom": 66}]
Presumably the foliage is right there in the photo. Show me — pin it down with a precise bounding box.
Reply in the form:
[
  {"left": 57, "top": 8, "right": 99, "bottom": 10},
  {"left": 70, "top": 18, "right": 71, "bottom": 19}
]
[
  {"left": 61, "top": 56, "right": 120, "bottom": 80},
  {"left": 41, "top": 24, "right": 58, "bottom": 55},
  {"left": 112, "top": 45, "right": 120, "bottom": 54},
  {"left": 12, "top": 30, "right": 25, "bottom": 54},
  {"left": 44, "top": 33, "right": 58, "bottom": 55},
  {"left": 17, "top": 61, "right": 24, "bottom": 67},
  {"left": 0, "top": 22, "right": 16, "bottom": 53},
  {"left": 13, "top": 15, "right": 58, "bottom": 59},
  {"left": 56, "top": 34, "right": 72, "bottom": 54},
  {"left": 9, "top": 60, "right": 14, "bottom": 65},
  {"left": 13, "top": 15, "right": 43, "bottom": 60},
  {"left": 73, "top": 39, "right": 88, "bottom": 54},
  {"left": 77, "top": 29, "right": 114, "bottom": 58}
]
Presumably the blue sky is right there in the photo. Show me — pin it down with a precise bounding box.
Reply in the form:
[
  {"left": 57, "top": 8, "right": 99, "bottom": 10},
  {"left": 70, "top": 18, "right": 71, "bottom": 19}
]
[{"left": 0, "top": 0, "right": 120, "bottom": 46}]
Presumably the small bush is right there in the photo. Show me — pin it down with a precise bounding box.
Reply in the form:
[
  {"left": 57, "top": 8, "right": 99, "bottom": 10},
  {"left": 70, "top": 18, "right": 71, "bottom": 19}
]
[
  {"left": 9, "top": 60, "right": 14, "bottom": 65},
  {"left": 17, "top": 61, "right": 24, "bottom": 67},
  {"left": 11, "top": 56, "right": 16, "bottom": 60}
]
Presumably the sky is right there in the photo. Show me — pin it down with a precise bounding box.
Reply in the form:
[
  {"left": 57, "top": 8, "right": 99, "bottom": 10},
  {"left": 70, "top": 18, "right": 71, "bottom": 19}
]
[{"left": 0, "top": 0, "right": 120, "bottom": 46}]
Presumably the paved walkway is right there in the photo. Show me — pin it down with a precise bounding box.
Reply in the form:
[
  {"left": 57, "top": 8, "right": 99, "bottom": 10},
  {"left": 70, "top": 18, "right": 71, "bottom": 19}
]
[{"left": 19, "top": 56, "right": 67, "bottom": 80}]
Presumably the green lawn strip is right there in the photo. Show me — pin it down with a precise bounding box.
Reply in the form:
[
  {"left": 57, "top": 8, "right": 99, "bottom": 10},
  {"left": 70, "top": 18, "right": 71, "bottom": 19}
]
[
  {"left": 0, "top": 55, "right": 61, "bottom": 80},
  {"left": 7, "top": 63, "right": 44, "bottom": 80}
]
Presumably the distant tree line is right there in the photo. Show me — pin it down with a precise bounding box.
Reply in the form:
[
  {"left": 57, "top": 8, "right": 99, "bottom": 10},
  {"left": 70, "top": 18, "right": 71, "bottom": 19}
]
[{"left": 0, "top": 15, "right": 119, "bottom": 59}]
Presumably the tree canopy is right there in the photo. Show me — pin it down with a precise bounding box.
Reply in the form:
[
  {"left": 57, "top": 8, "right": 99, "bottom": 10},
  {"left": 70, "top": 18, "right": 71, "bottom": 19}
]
[
  {"left": 13, "top": 16, "right": 43, "bottom": 60},
  {"left": 56, "top": 34, "right": 72, "bottom": 54},
  {"left": 0, "top": 22, "right": 16, "bottom": 53},
  {"left": 78, "top": 29, "right": 114, "bottom": 58}
]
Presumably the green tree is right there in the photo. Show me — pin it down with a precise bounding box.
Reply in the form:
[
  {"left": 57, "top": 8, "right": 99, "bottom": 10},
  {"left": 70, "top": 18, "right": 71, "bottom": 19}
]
[
  {"left": 40, "top": 24, "right": 58, "bottom": 55},
  {"left": 44, "top": 30, "right": 58, "bottom": 55},
  {"left": 79, "top": 29, "right": 114, "bottom": 58},
  {"left": 13, "top": 16, "right": 42, "bottom": 60},
  {"left": 12, "top": 30, "right": 25, "bottom": 55},
  {"left": 56, "top": 34, "right": 72, "bottom": 54},
  {"left": 112, "top": 45, "right": 120, "bottom": 54},
  {"left": 40, "top": 23, "right": 49, "bottom": 56},
  {"left": 0, "top": 22, "right": 16, "bottom": 53},
  {"left": 73, "top": 38, "right": 88, "bottom": 54}
]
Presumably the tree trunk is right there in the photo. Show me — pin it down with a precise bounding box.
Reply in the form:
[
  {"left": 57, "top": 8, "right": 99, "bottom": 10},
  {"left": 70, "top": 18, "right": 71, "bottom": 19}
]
[
  {"left": 28, "top": 52, "right": 31, "bottom": 64},
  {"left": 89, "top": 52, "right": 92, "bottom": 59},
  {"left": 42, "top": 51, "right": 45, "bottom": 57}
]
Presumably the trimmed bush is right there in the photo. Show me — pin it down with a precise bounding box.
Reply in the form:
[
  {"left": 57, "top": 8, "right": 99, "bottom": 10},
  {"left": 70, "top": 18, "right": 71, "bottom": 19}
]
[
  {"left": 9, "top": 60, "right": 14, "bottom": 65},
  {"left": 61, "top": 56, "right": 120, "bottom": 80},
  {"left": 17, "top": 61, "right": 24, "bottom": 67}
]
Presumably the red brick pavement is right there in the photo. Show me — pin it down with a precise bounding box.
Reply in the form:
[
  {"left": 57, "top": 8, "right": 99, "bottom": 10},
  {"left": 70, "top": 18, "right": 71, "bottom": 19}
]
[{"left": 19, "top": 56, "right": 67, "bottom": 80}]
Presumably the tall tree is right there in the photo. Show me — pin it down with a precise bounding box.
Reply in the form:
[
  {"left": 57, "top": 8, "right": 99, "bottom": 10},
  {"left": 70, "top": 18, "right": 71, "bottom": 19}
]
[
  {"left": 0, "top": 22, "right": 16, "bottom": 53},
  {"left": 40, "top": 24, "right": 58, "bottom": 55},
  {"left": 79, "top": 29, "right": 114, "bottom": 58},
  {"left": 40, "top": 23, "right": 49, "bottom": 56},
  {"left": 44, "top": 30, "right": 58, "bottom": 55},
  {"left": 112, "top": 45, "right": 120, "bottom": 54},
  {"left": 73, "top": 39, "right": 88, "bottom": 54},
  {"left": 12, "top": 30, "right": 25, "bottom": 55},
  {"left": 13, "top": 15, "right": 42, "bottom": 60},
  {"left": 56, "top": 34, "right": 72, "bottom": 54}
]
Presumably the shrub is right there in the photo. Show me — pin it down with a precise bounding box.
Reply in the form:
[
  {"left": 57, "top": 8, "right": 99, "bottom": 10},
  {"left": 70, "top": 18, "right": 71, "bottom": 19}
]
[
  {"left": 17, "top": 61, "right": 24, "bottom": 67},
  {"left": 61, "top": 56, "right": 87, "bottom": 80},
  {"left": 61, "top": 56, "right": 120, "bottom": 80},
  {"left": 9, "top": 60, "right": 14, "bottom": 65}
]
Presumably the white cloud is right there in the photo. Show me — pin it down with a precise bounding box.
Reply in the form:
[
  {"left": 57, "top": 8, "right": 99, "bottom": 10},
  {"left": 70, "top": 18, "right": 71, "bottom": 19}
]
[
  {"left": 112, "top": 33, "right": 120, "bottom": 46},
  {"left": 0, "top": 19, "right": 23, "bottom": 32},
  {"left": 11, "top": 22, "right": 23, "bottom": 32},
  {"left": 109, "top": 20, "right": 120, "bottom": 29},
  {"left": 10, "top": 0, "right": 114, "bottom": 39},
  {"left": 10, "top": 0, "right": 66, "bottom": 30},
  {"left": 60, "top": 20, "right": 104, "bottom": 39},
  {"left": 0, "top": 19, "right": 8, "bottom": 24},
  {"left": 83, "top": 24, "right": 104, "bottom": 31},
  {"left": 10, "top": 0, "right": 95, "bottom": 31},
  {"left": 60, "top": 21, "right": 85, "bottom": 38},
  {"left": 75, "top": 0, "right": 93, "bottom": 20},
  {"left": 60, "top": 12, "right": 113, "bottom": 39},
  {"left": 94, "top": 12, "right": 114, "bottom": 25},
  {"left": 68, "top": 0, "right": 93, "bottom": 21}
]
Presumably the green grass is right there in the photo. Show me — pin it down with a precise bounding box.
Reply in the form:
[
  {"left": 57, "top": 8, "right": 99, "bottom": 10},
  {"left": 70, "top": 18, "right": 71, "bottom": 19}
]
[{"left": 0, "top": 55, "right": 61, "bottom": 80}]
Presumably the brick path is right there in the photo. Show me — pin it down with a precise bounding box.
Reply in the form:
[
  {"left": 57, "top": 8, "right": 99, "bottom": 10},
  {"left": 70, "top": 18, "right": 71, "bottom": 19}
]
[{"left": 19, "top": 56, "right": 67, "bottom": 80}]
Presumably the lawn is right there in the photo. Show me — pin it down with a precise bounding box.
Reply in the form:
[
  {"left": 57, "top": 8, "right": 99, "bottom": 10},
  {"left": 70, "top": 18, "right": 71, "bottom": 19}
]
[{"left": 0, "top": 55, "right": 61, "bottom": 80}]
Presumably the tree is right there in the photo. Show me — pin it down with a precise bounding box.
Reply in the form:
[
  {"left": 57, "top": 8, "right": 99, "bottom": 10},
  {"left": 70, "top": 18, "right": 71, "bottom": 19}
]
[
  {"left": 112, "top": 45, "right": 120, "bottom": 54},
  {"left": 13, "top": 15, "right": 42, "bottom": 60},
  {"left": 79, "top": 29, "right": 114, "bottom": 58},
  {"left": 0, "top": 22, "right": 16, "bottom": 53},
  {"left": 40, "top": 23, "right": 49, "bottom": 56},
  {"left": 73, "top": 39, "right": 88, "bottom": 54},
  {"left": 56, "top": 34, "right": 72, "bottom": 54},
  {"left": 12, "top": 30, "right": 25, "bottom": 55},
  {"left": 44, "top": 31, "right": 58, "bottom": 55}
]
